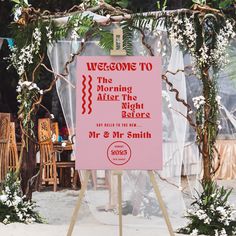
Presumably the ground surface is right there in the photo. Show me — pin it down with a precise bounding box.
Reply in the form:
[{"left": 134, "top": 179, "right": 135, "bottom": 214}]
[{"left": 0, "top": 179, "right": 235, "bottom": 236}]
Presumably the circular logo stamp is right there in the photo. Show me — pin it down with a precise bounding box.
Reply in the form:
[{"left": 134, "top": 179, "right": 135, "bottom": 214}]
[{"left": 107, "top": 141, "right": 131, "bottom": 166}]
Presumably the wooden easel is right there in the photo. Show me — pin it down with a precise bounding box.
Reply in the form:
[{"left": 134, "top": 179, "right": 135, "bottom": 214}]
[
  {"left": 67, "top": 170, "right": 175, "bottom": 236},
  {"left": 67, "top": 27, "right": 175, "bottom": 236}
]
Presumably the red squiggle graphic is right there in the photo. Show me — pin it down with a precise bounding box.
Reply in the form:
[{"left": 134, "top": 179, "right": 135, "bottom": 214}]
[
  {"left": 82, "top": 75, "right": 87, "bottom": 114},
  {"left": 88, "top": 75, "right": 93, "bottom": 114}
]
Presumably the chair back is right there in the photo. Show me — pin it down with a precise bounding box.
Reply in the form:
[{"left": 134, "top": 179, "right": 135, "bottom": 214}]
[
  {"left": 39, "top": 141, "right": 57, "bottom": 183},
  {"left": 38, "top": 118, "right": 57, "bottom": 191},
  {"left": 0, "top": 113, "right": 10, "bottom": 182},
  {"left": 8, "top": 122, "right": 19, "bottom": 172},
  {"left": 38, "top": 118, "right": 52, "bottom": 142}
]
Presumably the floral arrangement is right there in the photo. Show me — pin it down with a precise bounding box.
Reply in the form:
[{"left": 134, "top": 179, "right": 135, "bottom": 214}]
[
  {"left": 179, "top": 181, "right": 236, "bottom": 236},
  {"left": 0, "top": 172, "right": 43, "bottom": 224},
  {"left": 16, "top": 80, "right": 43, "bottom": 135},
  {"left": 168, "top": 14, "right": 236, "bottom": 73}
]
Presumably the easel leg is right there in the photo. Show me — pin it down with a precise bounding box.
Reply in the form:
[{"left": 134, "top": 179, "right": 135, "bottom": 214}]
[
  {"left": 148, "top": 170, "right": 175, "bottom": 236},
  {"left": 117, "top": 173, "right": 123, "bottom": 236},
  {"left": 67, "top": 171, "right": 91, "bottom": 236}
]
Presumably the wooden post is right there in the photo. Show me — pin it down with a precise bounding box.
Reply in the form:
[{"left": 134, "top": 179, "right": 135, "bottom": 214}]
[
  {"left": 67, "top": 171, "right": 91, "bottom": 236},
  {"left": 148, "top": 170, "right": 175, "bottom": 236},
  {"left": 114, "top": 171, "right": 123, "bottom": 236}
]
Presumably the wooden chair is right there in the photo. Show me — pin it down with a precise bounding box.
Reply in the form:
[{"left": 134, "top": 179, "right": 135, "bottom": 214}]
[
  {"left": 38, "top": 118, "right": 76, "bottom": 191},
  {"left": 0, "top": 113, "right": 10, "bottom": 182},
  {"left": 8, "top": 122, "right": 19, "bottom": 172},
  {"left": 38, "top": 118, "right": 58, "bottom": 191}
]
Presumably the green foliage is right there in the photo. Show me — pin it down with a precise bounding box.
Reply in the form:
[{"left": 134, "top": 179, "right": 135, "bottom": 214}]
[
  {"left": 121, "top": 20, "right": 134, "bottom": 55},
  {"left": 10, "top": 0, "right": 29, "bottom": 7},
  {"left": 179, "top": 181, "right": 236, "bottom": 235},
  {"left": 96, "top": 29, "right": 113, "bottom": 52},
  {"left": 156, "top": 0, "right": 167, "bottom": 11},
  {"left": 67, "top": 14, "right": 94, "bottom": 38},
  {"left": 0, "top": 172, "right": 43, "bottom": 224}
]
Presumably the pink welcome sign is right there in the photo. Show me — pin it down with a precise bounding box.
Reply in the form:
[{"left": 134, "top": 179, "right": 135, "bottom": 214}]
[{"left": 76, "top": 56, "right": 162, "bottom": 170}]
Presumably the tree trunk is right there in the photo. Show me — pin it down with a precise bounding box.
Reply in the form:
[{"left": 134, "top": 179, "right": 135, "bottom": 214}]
[
  {"left": 20, "top": 139, "right": 37, "bottom": 200},
  {"left": 201, "top": 70, "right": 213, "bottom": 182}
]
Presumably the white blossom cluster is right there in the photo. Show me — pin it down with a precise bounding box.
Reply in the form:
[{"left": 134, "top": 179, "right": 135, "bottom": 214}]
[
  {"left": 46, "top": 26, "right": 53, "bottom": 44},
  {"left": 169, "top": 15, "right": 235, "bottom": 71},
  {"left": 8, "top": 27, "right": 42, "bottom": 76},
  {"left": 169, "top": 15, "right": 197, "bottom": 51},
  {"left": 169, "top": 16, "right": 184, "bottom": 45},
  {"left": 16, "top": 80, "right": 43, "bottom": 103},
  {"left": 192, "top": 96, "right": 205, "bottom": 109},
  {"left": 183, "top": 16, "right": 197, "bottom": 54},
  {"left": 190, "top": 228, "right": 198, "bottom": 236},
  {"left": 0, "top": 174, "right": 38, "bottom": 224},
  {"left": 187, "top": 208, "right": 211, "bottom": 225},
  {"left": 186, "top": 202, "right": 236, "bottom": 236},
  {"left": 215, "top": 204, "right": 236, "bottom": 226},
  {"left": 33, "top": 28, "right": 42, "bottom": 54},
  {"left": 17, "top": 80, "right": 43, "bottom": 94},
  {"left": 9, "top": 45, "right": 34, "bottom": 76},
  {"left": 214, "top": 228, "right": 228, "bottom": 236},
  {"left": 211, "top": 20, "right": 236, "bottom": 69},
  {"left": 197, "top": 43, "right": 209, "bottom": 67}
]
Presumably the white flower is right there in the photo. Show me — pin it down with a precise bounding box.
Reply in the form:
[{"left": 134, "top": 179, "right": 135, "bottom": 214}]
[
  {"left": 204, "top": 217, "right": 211, "bottom": 224},
  {"left": 16, "top": 86, "right": 21, "bottom": 93},
  {"left": 14, "top": 196, "right": 22, "bottom": 205},
  {"left": 46, "top": 26, "right": 53, "bottom": 43},
  {"left": 192, "top": 96, "right": 205, "bottom": 109},
  {"left": 5, "top": 186, "right": 10, "bottom": 194},
  {"left": 0, "top": 194, "right": 8, "bottom": 203},
  {"left": 220, "top": 228, "right": 227, "bottom": 236},
  {"left": 33, "top": 28, "right": 41, "bottom": 44},
  {"left": 190, "top": 228, "right": 198, "bottom": 236},
  {"left": 3, "top": 216, "right": 10, "bottom": 224}
]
